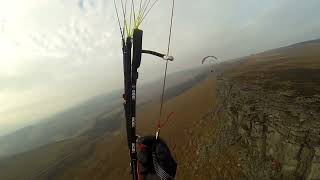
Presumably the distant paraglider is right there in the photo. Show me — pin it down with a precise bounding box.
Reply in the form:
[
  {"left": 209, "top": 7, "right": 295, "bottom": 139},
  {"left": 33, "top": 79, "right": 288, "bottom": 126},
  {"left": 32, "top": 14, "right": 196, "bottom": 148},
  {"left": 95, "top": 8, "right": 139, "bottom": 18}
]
[
  {"left": 202, "top": 56, "right": 218, "bottom": 72},
  {"left": 202, "top": 55, "right": 217, "bottom": 64}
]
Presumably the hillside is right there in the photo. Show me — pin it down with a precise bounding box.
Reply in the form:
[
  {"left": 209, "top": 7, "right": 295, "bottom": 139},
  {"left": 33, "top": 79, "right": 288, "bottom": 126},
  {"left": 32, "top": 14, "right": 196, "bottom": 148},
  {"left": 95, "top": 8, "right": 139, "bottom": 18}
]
[
  {"left": 184, "top": 39, "right": 320, "bottom": 179},
  {"left": 52, "top": 39, "right": 320, "bottom": 180},
  {"left": 0, "top": 64, "right": 209, "bottom": 160},
  {"left": 0, "top": 91, "right": 122, "bottom": 159},
  {"left": 0, "top": 39, "right": 319, "bottom": 180},
  {"left": 0, "top": 66, "right": 209, "bottom": 180}
]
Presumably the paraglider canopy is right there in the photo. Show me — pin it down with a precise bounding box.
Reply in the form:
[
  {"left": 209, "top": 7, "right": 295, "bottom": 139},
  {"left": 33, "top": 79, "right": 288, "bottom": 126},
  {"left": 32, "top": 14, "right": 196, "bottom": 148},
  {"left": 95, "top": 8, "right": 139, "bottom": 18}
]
[
  {"left": 201, "top": 55, "right": 218, "bottom": 72},
  {"left": 202, "top": 55, "right": 218, "bottom": 64}
]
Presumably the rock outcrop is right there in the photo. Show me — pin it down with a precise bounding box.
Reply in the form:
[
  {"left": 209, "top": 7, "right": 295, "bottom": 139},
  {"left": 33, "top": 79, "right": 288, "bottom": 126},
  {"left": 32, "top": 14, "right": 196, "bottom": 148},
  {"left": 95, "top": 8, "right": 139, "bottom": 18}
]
[{"left": 209, "top": 67, "right": 320, "bottom": 179}]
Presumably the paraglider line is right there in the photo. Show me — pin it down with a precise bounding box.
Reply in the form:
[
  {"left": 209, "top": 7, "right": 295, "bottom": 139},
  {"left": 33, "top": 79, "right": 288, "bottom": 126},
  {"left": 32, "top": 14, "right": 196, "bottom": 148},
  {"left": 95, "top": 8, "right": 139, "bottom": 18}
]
[
  {"left": 159, "top": 0, "right": 175, "bottom": 128},
  {"left": 120, "top": 0, "right": 127, "bottom": 37},
  {"left": 138, "top": 0, "right": 143, "bottom": 17},
  {"left": 131, "top": 0, "right": 136, "bottom": 27},
  {"left": 141, "top": 0, "right": 159, "bottom": 24},
  {"left": 114, "top": 0, "right": 124, "bottom": 40}
]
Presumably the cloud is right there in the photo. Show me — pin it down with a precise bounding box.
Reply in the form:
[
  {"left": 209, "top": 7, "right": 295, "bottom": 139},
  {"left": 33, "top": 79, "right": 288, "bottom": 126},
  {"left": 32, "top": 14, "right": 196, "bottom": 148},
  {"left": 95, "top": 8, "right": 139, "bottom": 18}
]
[
  {"left": 78, "top": 0, "right": 85, "bottom": 10},
  {"left": 78, "top": 0, "right": 97, "bottom": 11}
]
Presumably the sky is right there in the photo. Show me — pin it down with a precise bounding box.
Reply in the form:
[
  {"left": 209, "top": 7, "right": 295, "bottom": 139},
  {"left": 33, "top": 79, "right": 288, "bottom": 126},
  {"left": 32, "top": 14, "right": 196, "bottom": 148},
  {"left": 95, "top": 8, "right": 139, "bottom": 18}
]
[{"left": 0, "top": 0, "right": 320, "bottom": 136}]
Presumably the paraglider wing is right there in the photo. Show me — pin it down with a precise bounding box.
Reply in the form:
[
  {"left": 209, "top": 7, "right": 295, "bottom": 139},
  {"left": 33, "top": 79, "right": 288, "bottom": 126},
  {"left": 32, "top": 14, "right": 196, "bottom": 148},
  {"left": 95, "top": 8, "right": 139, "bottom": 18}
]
[{"left": 202, "top": 55, "right": 217, "bottom": 64}]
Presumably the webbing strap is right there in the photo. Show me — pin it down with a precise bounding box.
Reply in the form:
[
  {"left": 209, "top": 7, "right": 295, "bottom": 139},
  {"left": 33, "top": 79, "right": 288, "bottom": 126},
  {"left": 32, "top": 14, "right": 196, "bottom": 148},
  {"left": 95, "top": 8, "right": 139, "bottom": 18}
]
[{"left": 152, "top": 153, "right": 175, "bottom": 180}]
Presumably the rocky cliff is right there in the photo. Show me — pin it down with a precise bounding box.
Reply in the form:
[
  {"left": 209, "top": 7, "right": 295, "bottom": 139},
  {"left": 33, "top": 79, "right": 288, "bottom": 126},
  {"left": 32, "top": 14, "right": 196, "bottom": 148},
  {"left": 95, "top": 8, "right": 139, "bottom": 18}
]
[
  {"left": 192, "top": 41, "right": 320, "bottom": 179},
  {"left": 214, "top": 72, "right": 320, "bottom": 179}
]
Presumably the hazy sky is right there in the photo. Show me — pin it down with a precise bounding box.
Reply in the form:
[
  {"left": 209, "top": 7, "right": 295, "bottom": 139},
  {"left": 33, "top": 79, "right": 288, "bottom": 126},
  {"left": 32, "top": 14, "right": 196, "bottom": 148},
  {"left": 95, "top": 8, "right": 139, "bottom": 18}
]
[{"left": 0, "top": 0, "right": 320, "bottom": 136}]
